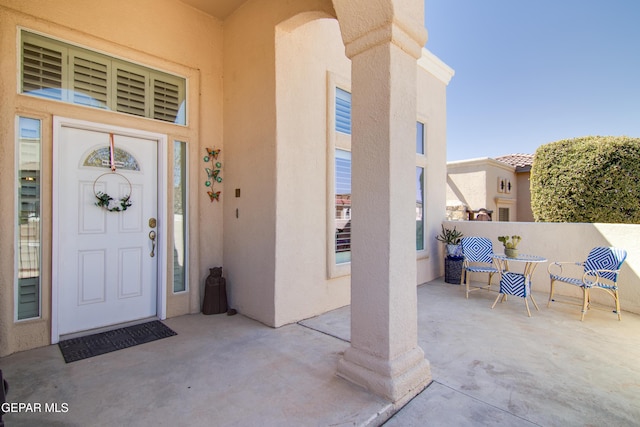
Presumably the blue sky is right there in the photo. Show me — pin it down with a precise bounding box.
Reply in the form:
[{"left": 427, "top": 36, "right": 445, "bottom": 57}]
[{"left": 424, "top": 0, "right": 640, "bottom": 161}]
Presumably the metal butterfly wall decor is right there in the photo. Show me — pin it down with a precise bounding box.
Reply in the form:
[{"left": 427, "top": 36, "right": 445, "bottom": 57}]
[{"left": 204, "top": 148, "right": 223, "bottom": 202}]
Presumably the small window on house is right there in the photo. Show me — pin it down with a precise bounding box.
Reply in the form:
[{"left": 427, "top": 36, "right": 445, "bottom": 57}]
[
  {"left": 16, "top": 117, "right": 42, "bottom": 320},
  {"left": 335, "top": 149, "right": 352, "bottom": 264},
  {"left": 83, "top": 146, "right": 140, "bottom": 171},
  {"left": 173, "top": 141, "right": 188, "bottom": 292},
  {"left": 21, "top": 31, "right": 186, "bottom": 125},
  {"left": 416, "top": 167, "right": 424, "bottom": 251},
  {"left": 335, "top": 88, "right": 351, "bottom": 135},
  {"left": 416, "top": 121, "right": 427, "bottom": 252},
  {"left": 499, "top": 207, "right": 510, "bottom": 222},
  {"left": 332, "top": 84, "right": 352, "bottom": 268},
  {"left": 416, "top": 122, "right": 425, "bottom": 155}
]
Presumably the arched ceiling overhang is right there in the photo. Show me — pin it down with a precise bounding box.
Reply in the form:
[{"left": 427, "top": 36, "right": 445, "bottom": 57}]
[{"left": 180, "top": 0, "right": 336, "bottom": 22}]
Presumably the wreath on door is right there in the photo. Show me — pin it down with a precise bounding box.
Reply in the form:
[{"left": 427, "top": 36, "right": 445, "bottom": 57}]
[
  {"left": 93, "top": 172, "right": 132, "bottom": 212},
  {"left": 93, "top": 133, "right": 133, "bottom": 212}
]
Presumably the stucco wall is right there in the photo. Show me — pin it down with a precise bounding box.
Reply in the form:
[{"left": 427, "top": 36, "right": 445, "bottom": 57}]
[
  {"left": 222, "top": 1, "right": 278, "bottom": 326},
  {"left": 416, "top": 52, "right": 451, "bottom": 285},
  {"left": 447, "top": 158, "right": 517, "bottom": 219},
  {"left": 222, "top": 0, "right": 336, "bottom": 326},
  {"left": 442, "top": 220, "right": 640, "bottom": 315},
  {"left": 268, "top": 20, "right": 451, "bottom": 326},
  {"left": 0, "top": 0, "right": 223, "bottom": 355},
  {"left": 222, "top": 0, "right": 451, "bottom": 327},
  {"left": 516, "top": 172, "right": 534, "bottom": 222},
  {"left": 273, "top": 17, "right": 350, "bottom": 326},
  {"left": 447, "top": 166, "right": 487, "bottom": 210},
  {"left": 486, "top": 162, "right": 517, "bottom": 221},
  {"left": 1, "top": 0, "right": 454, "bottom": 354}
]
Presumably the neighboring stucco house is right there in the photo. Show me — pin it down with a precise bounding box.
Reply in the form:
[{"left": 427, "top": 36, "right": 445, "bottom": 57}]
[
  {"left": 446, "top": 153, "right": 534, "bottom": 222},
  {"left": 0, "top": 0, "right": 453, "bottom": 403}
]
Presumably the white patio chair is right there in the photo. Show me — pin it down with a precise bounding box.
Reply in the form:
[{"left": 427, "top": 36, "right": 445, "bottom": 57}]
[
  {"left": 547, "top": 247, "right": 627, "bottom": 321},
  {"left": 460, "top": 237, "right": 500, "bottom": 299}
]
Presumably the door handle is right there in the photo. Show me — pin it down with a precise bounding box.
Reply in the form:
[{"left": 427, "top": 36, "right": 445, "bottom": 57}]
[{"left": 149, "top": 230, "right": 156, "bottom": 257}]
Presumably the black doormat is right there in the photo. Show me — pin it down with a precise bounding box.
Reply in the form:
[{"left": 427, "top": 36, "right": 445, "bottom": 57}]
[{"left": 58, "top": 320, "right": 177, "bottom": 363}]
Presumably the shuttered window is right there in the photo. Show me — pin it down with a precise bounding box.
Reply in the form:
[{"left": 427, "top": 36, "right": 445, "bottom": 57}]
[
  {"left": 335, "top": 88, "right": 351, "bottom": 134},
  {"left": 22, "top": 38, "right": 64, "bottom": 100},
  {"left": 115, "top": 65, "right": 147, "bottom": 117},
  {"left": 71, "top": 52, "right": 109, "bottom": 108},
  {"left": 153, "top": 75, "right": 183, "bottom": 123},
  {"left": 499, "top": 208, "right": 510, "bottom": 222},
  {"left": 20, "top": 31, "right": 186, "bottom": 125}
]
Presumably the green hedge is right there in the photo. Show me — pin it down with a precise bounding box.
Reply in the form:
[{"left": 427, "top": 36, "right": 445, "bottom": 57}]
[{"left": 530, "top": 136, "right": 640, "bottom": 223}]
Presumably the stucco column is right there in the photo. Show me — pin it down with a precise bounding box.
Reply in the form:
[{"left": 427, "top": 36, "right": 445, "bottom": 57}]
[{"left": 333, "top": 0, "right": 432, "bottom": 403}]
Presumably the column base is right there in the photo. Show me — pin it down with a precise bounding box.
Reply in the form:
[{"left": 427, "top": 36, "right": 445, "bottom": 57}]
[{"left": 337, "top": 345, "right": 432, "bottom": 404}]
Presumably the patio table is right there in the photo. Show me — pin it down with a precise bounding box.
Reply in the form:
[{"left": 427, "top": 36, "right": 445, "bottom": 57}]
[{"left": 491, "top": 254, "right": 547, "bottom": 317}]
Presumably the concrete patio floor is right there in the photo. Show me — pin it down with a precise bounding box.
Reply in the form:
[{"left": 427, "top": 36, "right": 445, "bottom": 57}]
[{"left": 2, "top": 278, "right": 639, "bottom": 426}]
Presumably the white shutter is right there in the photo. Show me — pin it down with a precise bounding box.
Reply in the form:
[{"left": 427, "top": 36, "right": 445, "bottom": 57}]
[
  {"left": 335, "top": 88, "right": 352, "bottom": 135},
  {"left": 152, "top": 74, "right": 184, "bottom": 123},
  {"left": 18, "top": 278, "right": 40, "bottom": 320},
  {"left": 115, "top": 64, "right": 148, "bottom": 117},
  {"left": 21, "top": 31, "right": 186, "bottom": 124},
  {"left": 71, "top": 52, "right": 109, "bottom": 108},
  {"left": 21, "top": 34, "right": 65, "bottom": 100}
]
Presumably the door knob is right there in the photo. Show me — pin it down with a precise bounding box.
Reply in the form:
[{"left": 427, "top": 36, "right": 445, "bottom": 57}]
[{"left": 149, "top": 230, "right": 156, "bottom": 257}]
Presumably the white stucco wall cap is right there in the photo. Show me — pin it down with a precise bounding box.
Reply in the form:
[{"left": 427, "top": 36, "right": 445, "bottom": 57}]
[
  {"left": 448, "top": 157, "right": 515, "bottom": 173},
  {"left": 418, "top": 48, "right": 454, "bottom": 85}
]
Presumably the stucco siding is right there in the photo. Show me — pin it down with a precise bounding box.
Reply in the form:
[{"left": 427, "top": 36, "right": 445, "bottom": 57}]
[
  {"left": 447, "top": 158, "right": 519, "bottom": 220},
  {"left": 273, "top": 17, "right": 350, "bottom": 326},
  {"left": 0, "top": 0, "right": 222, "bottom": 355},
  {"left": 416, "top": 54, "right": 450, "bottom": 285},
  {"left": 516, "top": 172, "right": 534, "bottom": 222},
  {"left": 0, "top": 0, "right": 453, "bottom": 355}
]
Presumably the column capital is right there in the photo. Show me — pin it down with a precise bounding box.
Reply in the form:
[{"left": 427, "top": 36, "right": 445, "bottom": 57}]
[{"left": 333, "top": 0, "right": 427, "bottom": 59}]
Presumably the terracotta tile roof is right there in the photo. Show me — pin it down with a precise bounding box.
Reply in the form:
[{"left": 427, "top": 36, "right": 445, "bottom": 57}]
[{"left": 495, "top": 153, "right": 534, "bottom": 170}]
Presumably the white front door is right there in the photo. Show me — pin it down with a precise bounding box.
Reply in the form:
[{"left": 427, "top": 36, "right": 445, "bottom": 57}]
[{"left": 54, "top": 120, "right": 161, "bottom": 337}]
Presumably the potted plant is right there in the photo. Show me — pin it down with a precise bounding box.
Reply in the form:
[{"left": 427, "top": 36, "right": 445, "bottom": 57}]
[
  {"left": 498, "top": 235, "right": 521, "bottom": 258},
  {"left": 436, "top": 224, "right": 463, "bottom": 258},
  {"left": 436, "top": 225, "right": 464, "bottom": 284}
]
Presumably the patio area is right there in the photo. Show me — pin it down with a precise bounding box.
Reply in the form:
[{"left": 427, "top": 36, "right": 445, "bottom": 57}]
[{"left": 2, "top": 278, "right": 639, "bottom": 426}]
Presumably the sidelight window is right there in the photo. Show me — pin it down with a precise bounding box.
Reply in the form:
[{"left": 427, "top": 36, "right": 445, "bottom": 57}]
[{"left": 16, "top": 117, "right": 42, "bottom": 320}]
